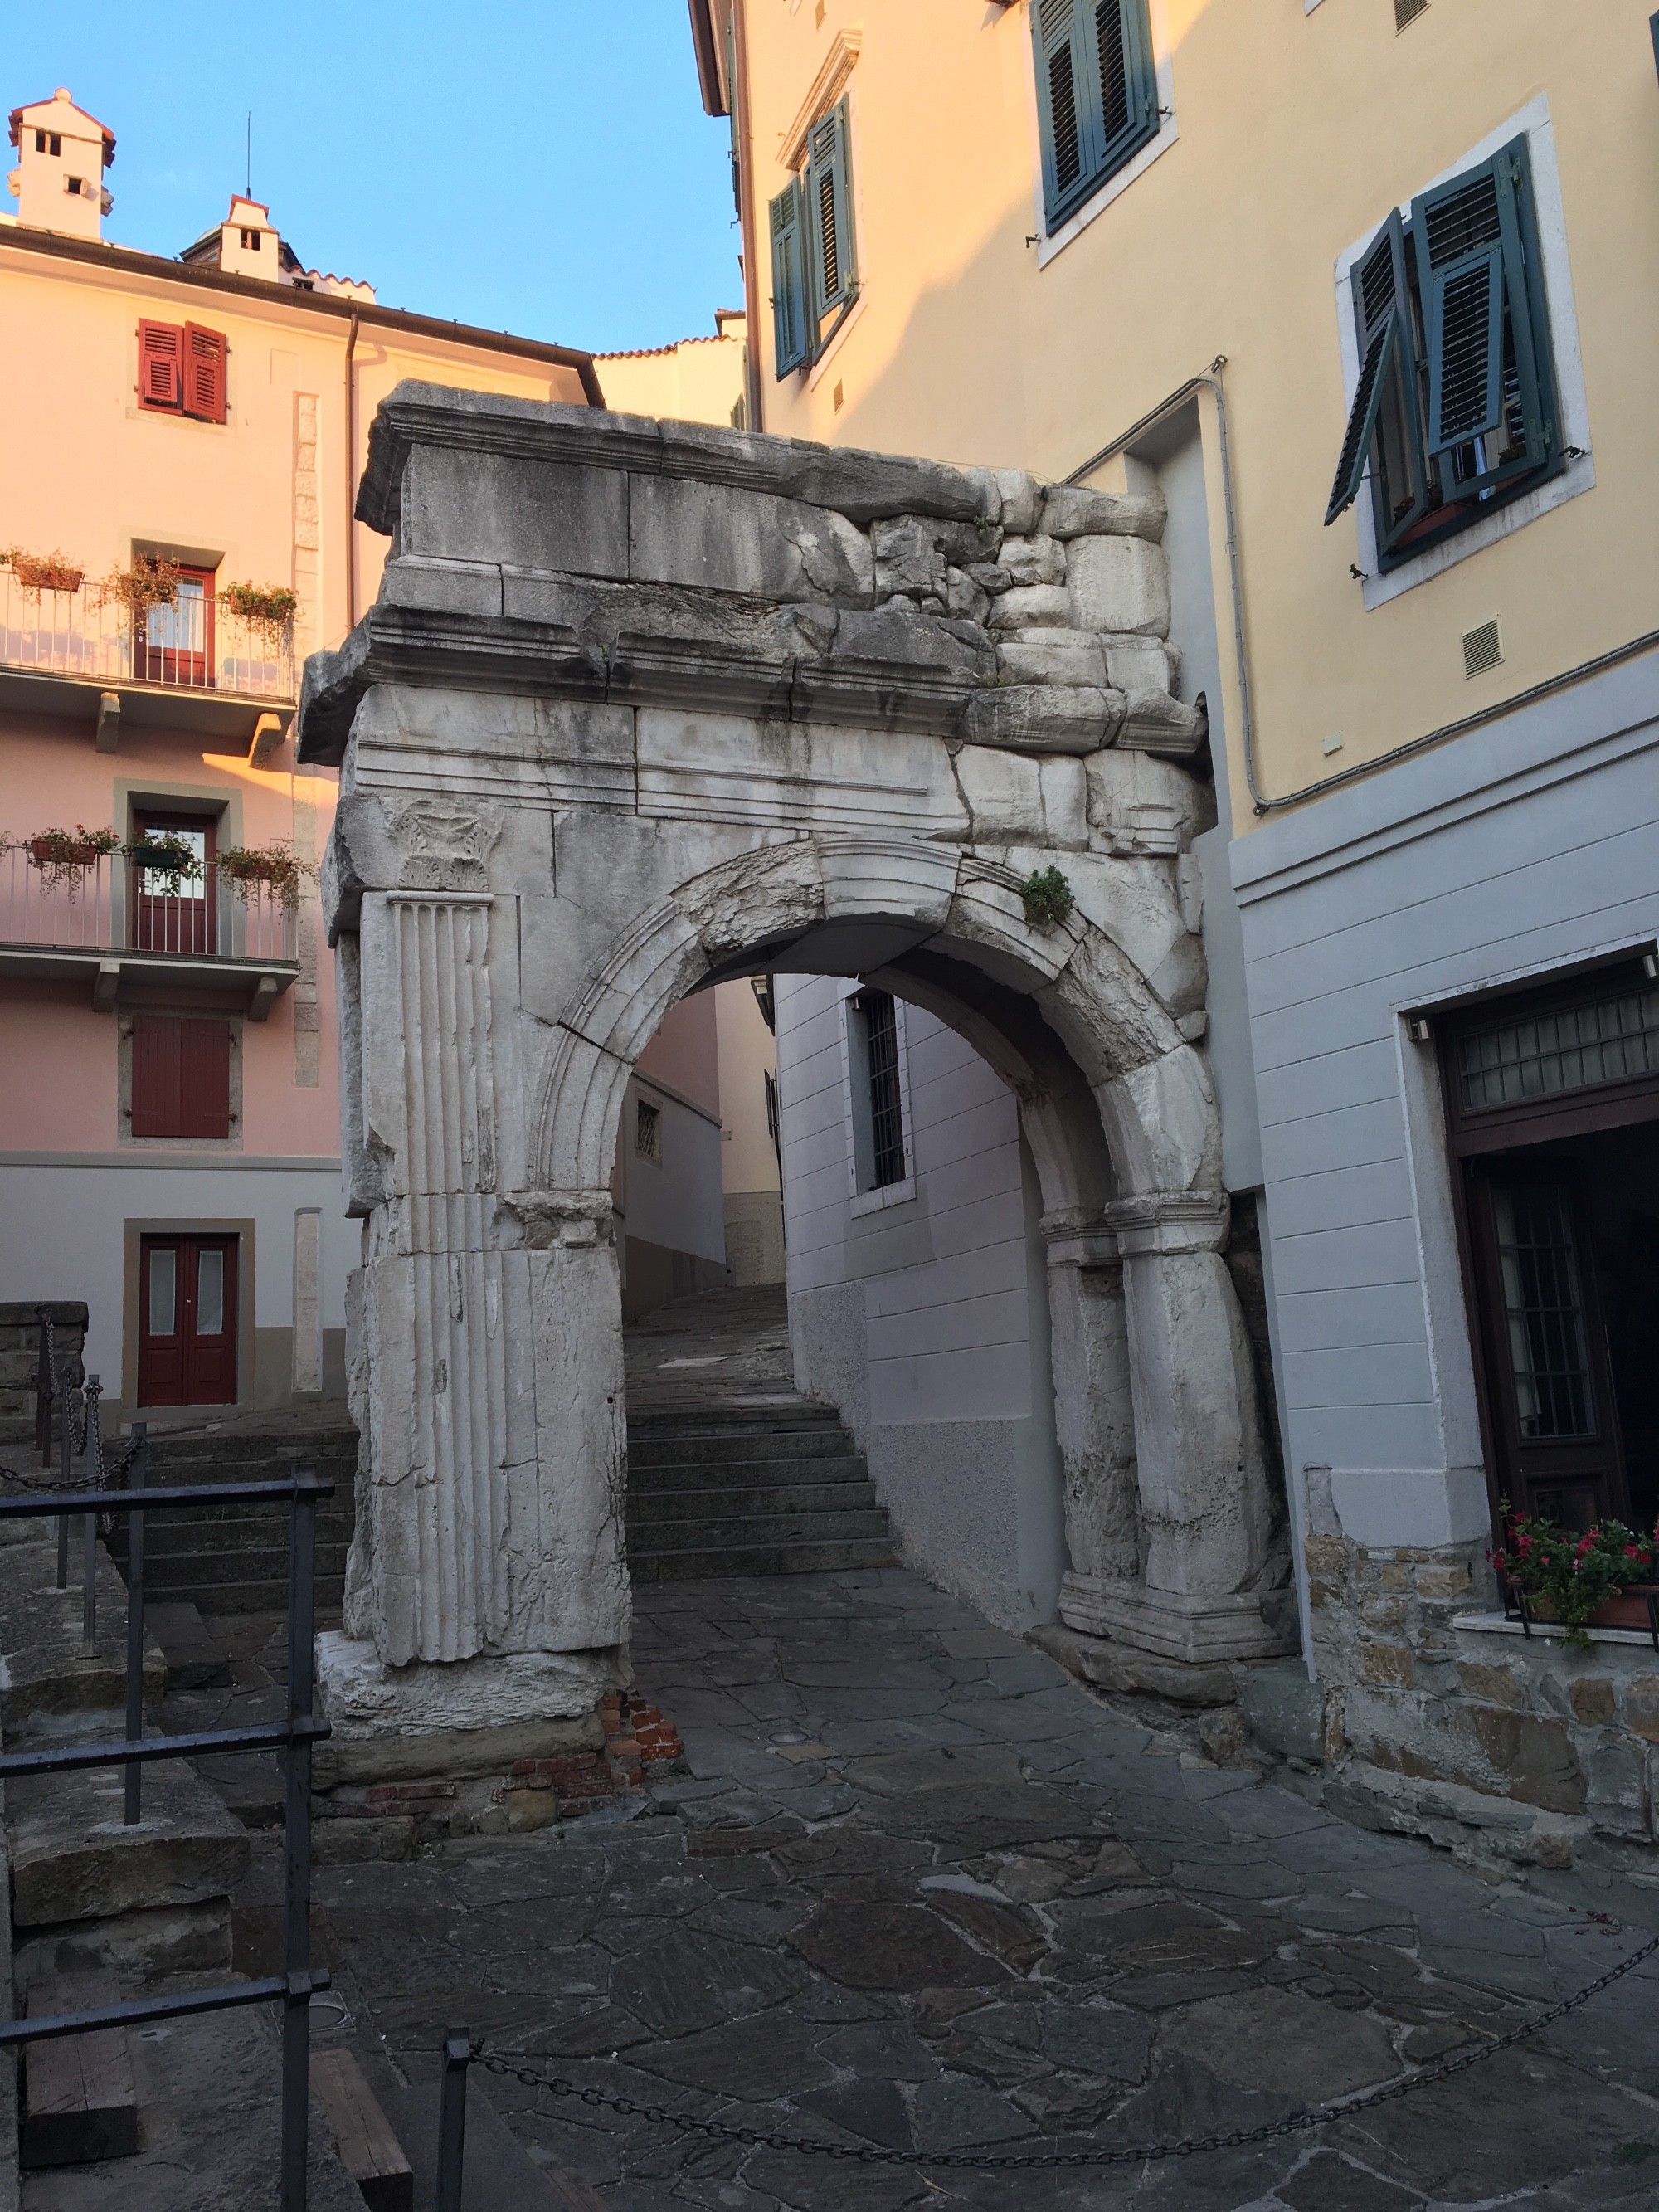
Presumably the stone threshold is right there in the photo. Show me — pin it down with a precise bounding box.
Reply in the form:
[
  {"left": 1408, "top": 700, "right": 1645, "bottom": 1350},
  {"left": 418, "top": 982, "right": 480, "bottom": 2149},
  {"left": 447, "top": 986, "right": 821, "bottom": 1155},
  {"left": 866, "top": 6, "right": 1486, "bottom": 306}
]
[{"left": 1453, "top": 1609, "right": 1659, "bottom": 1652}]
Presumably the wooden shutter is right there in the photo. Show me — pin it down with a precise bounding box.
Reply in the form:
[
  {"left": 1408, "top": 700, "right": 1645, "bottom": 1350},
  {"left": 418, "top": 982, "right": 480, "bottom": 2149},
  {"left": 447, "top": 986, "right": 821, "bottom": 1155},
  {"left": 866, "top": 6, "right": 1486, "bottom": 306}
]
[
  {"left": 806, "top": 100, "right": 856, "bottom": 324},
  {"left": 1092, "top": 0, "right": 1157, "bottom": 169},
  {"left": 770, "top": 179, "right": 810, "bottom": 375},
  {"left": 137, "top": 321, "right": 182, "bottom": 411},
  {"left": 1326, "top": 213, "right": 1412, "bottom": 526},
  {"left": 1034, "top": 0, "right": 1092, "bottom": 223},
  {"left": 182, "top": 324, "right": 227, "bottom": 423},
  {"left": 1411, "top": 137, "right": 1553, "bottom": 475},
  {"left": 131, "top": 1016, "right": 231, "bottom": 1138}
]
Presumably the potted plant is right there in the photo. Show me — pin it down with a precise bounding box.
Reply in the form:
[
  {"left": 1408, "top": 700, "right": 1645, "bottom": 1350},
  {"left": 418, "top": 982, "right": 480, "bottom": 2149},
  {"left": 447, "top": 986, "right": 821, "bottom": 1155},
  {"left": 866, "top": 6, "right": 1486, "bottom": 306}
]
[
  {"left": 2, "top": 546, "right": 85, "bottom": 597},
  {"left": 22, "top": 824, "right": 120, "bottom": 892},
  {"left": 94, "top": 555, "right": 181, "bottom": 620},
  {"left": 216, "top": 582, "right": 299, "bottom": 652},
  {"left": 1491, "top": 1508, "right": 1659, "bottom": 1649},
  {"left": 216, "top": 842, "right": 314, "bottom": 911},
  {"left": 123, "top": 830, "right": 203, "bottom": 895}
]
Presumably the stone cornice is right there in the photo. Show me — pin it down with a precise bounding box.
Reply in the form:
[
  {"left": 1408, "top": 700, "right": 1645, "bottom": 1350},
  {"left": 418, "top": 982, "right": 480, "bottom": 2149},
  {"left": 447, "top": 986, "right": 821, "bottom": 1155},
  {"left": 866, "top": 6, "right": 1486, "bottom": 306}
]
[{"left": 354, "top": 381, "right": 990, "bottom": 536}]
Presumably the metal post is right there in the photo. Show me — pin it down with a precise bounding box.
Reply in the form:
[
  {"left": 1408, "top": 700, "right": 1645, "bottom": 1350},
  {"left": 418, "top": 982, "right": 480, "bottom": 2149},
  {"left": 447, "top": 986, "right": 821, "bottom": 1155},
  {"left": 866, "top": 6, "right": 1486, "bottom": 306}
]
[
  {"left": 80, "top": 1375, "right": 101, "bottom": 1646},
  {"left": 435, "top": 2029, "right": 471, "bottom": 2212},
  {"left": 56, "top": 1356, "right": 72, "bottom": 1591},
  {"left": 124, "top": 1423, "right": 147, "bottom": 1825},
  {"left": 33, "top": 1308, "right": 51, "bottom": 1466},
  {"left": 279, "top": 1467, "right": 318, "bottom": 2212}
]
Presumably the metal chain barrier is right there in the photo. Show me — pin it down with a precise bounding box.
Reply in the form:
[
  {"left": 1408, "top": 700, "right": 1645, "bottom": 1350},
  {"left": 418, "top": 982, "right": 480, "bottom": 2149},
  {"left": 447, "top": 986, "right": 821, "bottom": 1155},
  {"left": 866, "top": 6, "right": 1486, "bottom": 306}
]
[{"left": 474, "top": 1926, "right": 1659, "bottom": 2171}]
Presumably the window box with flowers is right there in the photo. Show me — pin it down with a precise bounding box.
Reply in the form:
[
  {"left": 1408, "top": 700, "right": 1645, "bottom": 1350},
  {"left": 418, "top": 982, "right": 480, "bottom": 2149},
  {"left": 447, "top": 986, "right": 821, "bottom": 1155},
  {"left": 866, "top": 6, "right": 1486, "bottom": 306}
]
[
  {"left": 2, "top": 547, "right": 86, "bottom": 597},
  {"left": 1492, "top": 1510, "right": 1659, "bottom": 1650},
  {"left": 19, "top": 824, "right": 121, "bottom": 893},
  {"left": 216, "top": 843, "right": 315, "bottom": 912}
]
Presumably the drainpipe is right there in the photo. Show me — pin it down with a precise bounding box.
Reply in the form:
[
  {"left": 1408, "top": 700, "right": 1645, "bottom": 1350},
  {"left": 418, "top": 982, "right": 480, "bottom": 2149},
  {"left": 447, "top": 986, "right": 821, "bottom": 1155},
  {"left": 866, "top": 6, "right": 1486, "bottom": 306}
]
[
  {"left": 732, "top": 0, "right": 763, "bottom": 433},
  {"left": 343, "top": 309, "right": 360, "bottom": 634}
]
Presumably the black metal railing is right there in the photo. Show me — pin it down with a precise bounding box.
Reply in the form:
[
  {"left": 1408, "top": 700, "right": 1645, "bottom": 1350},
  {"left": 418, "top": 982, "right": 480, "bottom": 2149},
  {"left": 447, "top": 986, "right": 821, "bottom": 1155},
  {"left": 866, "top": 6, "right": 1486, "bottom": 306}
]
[{"left": 0, "top": 1451, "right": 332, "bottom": 2210}]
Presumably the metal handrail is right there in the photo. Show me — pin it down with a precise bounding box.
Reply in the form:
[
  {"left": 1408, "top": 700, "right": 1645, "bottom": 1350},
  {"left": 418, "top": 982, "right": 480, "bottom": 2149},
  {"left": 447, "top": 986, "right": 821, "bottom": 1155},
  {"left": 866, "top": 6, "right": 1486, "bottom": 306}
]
[{"left": 0, "top": 1461, "right": 332, "bottom": 2211}]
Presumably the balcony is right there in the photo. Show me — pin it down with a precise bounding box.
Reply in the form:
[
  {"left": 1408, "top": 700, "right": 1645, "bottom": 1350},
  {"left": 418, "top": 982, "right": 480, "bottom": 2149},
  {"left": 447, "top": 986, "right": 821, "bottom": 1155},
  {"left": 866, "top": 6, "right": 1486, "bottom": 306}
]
[
  {"left": 0, "top": 571, "right": 296, "bottom": 748},
  {"left": 0, "top": 848, "right": 299, "bottom": 1018}
]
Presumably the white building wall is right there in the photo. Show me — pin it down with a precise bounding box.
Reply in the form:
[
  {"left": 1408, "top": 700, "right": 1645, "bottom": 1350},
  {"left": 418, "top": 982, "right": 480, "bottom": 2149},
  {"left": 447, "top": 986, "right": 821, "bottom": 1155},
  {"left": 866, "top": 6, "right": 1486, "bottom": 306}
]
[{"left": 776, "top": 972, "right": 1067, "bottom": 1629}]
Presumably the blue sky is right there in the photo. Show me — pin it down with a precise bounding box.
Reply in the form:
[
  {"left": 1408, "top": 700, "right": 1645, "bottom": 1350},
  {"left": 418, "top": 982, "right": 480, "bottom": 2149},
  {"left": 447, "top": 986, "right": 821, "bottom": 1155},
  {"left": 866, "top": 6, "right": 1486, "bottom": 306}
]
[{"left": 4, "top": 2, "right": 738, "bottom": 353}]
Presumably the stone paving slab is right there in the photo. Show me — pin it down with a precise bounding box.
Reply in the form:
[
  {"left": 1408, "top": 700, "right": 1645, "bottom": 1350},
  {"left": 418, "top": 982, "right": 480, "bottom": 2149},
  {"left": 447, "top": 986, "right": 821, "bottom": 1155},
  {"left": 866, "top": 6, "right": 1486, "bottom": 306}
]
[{"left": 230, "top": 1567, "right": 1659, "bottom": 2210}]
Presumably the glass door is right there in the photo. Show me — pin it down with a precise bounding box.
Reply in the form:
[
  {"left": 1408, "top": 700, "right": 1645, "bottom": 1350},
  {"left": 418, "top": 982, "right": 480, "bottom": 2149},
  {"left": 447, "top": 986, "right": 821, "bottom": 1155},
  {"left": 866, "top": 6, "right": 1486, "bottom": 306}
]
[
  {"left": 138, "top": 1235, "right": 238, "bottom": 1406},
  {"left": 138, "top": 565, "right": 215, "bottom": 688},
  {"left": 131, "top": 811, "right": 216, "bottom": 956},
  {"left": 1467, "top": 1159, "right": 1627, "bottom": 1527}
]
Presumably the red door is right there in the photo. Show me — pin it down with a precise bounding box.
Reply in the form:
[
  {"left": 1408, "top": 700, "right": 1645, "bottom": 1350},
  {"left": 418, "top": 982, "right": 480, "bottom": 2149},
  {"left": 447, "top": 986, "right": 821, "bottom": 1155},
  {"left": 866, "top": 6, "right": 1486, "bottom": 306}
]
[
  {"left": 137, "top": 565, "right": 215, "bottom": 688},
  {"left": 138, "top": 1236, "right": 238, "bottom": 1406},
  {"left": 132, "top": 811, "right": 216, "bottom": 956}
]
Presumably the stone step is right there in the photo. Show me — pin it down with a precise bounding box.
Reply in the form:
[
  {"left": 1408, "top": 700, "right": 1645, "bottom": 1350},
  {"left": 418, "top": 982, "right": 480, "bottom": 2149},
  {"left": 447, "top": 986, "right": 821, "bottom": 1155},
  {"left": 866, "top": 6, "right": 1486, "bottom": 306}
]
[
  {"left": 627, "top": 1507, "right": 892, "bottom": 1550},
  {"left": 625, "top": 1454, "right": 871, "bottom": 1494},
  {"left": 0, "top": 1527, "right": 165, "bottom": 1736},
  {"left": 7, "top": 1756, "right": 249, "bottom": 1933},
  {"left": 627, "top": 1430, "right": 856, "bottom": 1470},
  {"left": 628, "top": 1536, "right": 900, "bottom": 1580},
  {"left": 107, "top": 1510, "right": 353, "bottom": 1547},
  {"left": 627, "top": 1479, "right": 882, "bottom": 1521},
  {"left": 627, "top": 1405, "right": 841, "bottom": 1438}
]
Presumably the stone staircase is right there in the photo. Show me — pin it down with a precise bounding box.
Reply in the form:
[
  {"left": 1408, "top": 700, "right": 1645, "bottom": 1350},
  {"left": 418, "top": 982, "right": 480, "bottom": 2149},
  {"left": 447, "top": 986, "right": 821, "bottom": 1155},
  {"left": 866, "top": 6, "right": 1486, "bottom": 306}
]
[
  {"left": 625, "top": 1401, "right": 899, "bottom": 1579},
  {"left": 105, "top": 1424, "right": 357, "bottom": 1617}
]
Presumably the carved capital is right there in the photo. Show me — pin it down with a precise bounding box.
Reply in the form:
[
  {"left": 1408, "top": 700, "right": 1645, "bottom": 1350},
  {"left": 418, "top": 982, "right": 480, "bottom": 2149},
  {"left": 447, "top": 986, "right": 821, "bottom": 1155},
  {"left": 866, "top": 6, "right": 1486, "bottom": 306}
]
[
  {"left": 1040, "top": 1209, "right": 1119, "bottom": 1269},
  {"left": 496, "top": 1188, "right": 616, "bottom": 1250},
  {"left": 1104, "top": 1189, "right": 1228, "bottom": 1257},
  {"left": 390, "top": 797, "right": 502, "bottom": 892}
]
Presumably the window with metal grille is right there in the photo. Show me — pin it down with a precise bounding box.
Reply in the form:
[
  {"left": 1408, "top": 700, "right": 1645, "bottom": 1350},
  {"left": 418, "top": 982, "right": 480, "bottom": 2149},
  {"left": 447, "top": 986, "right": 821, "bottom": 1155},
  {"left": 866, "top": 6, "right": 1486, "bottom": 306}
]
[
  {"left": 635, "top": 1096, "right": 663, "bottom": 1162},
  {"left": 1457, "top": 987, "right": 1659, "bottom": 1114},
  {"left": 1032, "top": 0, "right": 1159, "bottom": 231},
  {"left": 849, "top": 991, "right": 907, "bottom": 1192},
  {"left": 1326, "top": 134, "right": 1559, "bottom": 570}
]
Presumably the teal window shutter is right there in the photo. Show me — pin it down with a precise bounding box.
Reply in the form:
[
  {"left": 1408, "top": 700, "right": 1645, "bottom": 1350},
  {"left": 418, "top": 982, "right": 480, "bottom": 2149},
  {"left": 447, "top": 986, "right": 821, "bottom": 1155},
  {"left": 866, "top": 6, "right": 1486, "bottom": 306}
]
[
  {"left": 1034, "top": 0, "right": 1159, "bottom": 230},
  {"left": 1326, "top": 210, "right": 1430, "bottom": 540},
  {"left": 1326, "top": 308, "right": 1403, "bottom": 527},
  {"left": 770, "top": 179, "right": 810, "bottom": 376},
  {"left": 806, "top": 100, "right": 857, "bottom": 324},
  {"left": 1410, "top": 135, "right": 1555, "bottom": 485}
]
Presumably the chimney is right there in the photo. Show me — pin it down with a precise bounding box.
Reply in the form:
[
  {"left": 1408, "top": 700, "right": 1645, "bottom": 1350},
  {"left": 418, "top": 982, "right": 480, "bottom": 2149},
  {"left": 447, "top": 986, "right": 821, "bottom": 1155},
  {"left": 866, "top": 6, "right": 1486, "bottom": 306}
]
[{"left": 6, "top": 88, "right": 115, "bottom": 241}]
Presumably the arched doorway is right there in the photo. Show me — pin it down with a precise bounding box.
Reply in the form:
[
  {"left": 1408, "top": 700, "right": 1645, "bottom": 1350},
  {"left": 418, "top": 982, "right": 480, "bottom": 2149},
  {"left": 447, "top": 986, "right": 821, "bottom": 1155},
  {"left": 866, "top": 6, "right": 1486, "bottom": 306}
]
[{"left": 302, "top": 384, "right": 1293, "bottom": 1765}]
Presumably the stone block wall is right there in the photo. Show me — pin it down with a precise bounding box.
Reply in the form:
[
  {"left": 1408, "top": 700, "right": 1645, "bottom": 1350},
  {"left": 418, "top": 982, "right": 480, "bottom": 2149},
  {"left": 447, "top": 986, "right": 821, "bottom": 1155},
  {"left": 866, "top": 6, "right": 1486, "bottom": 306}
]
[
  {"left": 0, "top": 1302, "right": 85, "bottom": 1439},
  {"left": 1267, "top": 1522, "right": 1659, "bottom": 1879}
]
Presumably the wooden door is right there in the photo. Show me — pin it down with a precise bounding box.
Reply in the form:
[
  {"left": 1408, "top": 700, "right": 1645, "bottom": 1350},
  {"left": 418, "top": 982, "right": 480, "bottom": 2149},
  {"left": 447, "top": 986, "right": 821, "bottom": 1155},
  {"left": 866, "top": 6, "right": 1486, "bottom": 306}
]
[
  {"left": 131, "top": 811, "right": 216, "bottom": 956},
  {"left": 138, "top": 1236, "right": 238, "bottom": 1406},
  {"left": 1466, "top": 1157, "right": 1627, "bottom": 1527},
  {"left": 137, "top": 566, "right": 215, "bottom": 688}
]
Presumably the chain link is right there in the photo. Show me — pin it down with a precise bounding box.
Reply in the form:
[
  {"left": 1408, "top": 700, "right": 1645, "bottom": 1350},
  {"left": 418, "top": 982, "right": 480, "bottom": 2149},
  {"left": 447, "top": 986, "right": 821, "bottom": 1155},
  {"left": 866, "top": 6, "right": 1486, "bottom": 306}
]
[{"left": 474, "top": 1927, "right": 1659, "bottom": 2171}]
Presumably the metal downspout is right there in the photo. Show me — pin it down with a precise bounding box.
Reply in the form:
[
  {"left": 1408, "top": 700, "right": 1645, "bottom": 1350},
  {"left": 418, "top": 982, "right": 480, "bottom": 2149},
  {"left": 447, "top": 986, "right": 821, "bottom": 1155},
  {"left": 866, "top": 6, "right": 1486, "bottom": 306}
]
[{"left": 343, "top": 309, "right": 360, "bottom": 634}]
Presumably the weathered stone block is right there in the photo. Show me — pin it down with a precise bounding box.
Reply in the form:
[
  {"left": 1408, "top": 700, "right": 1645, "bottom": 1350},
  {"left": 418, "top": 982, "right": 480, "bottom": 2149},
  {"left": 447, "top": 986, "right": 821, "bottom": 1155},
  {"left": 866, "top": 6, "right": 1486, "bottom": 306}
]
[
  {"left": 1240, "top": 1663, "right": 1327, "bottom": 1763},
  {"left": 992, "top": 469, "right": 1043, "bottom": 534},
  {"left": 400, "top": 444, "right": 630, "bottom": 576},
  {"left": 945, "top": 566, "right": 990, "bottom": 623},
  {"left": 1039, "top": 485, "right": 1167, "bottom": 543},
  {"left": 956, "top": 748, "right": 1087, "bottom": 851},
  {"left": 873, "top": 514, "right": 948, "bottom": 598},
  {"left": 963, "top": 684, "right": 1122, "bottom": 754},
  {"left": 995, "top": 633, "right": 1107, "bottom": 688},
  {"left": 1359, "top": 1642, "right": 1414, "bottom": 1688},
  {"left": 989, "top": 583, "right": 1073, "bottom": 631},
  {"left": 1100, "top": 633, "right": 1175, "bottom": 695},
  {"left": 1084, "top": 748, "right": 1213, "bottom": 857},
  {"left": 998, "top": 534, "right": 1067, "bottom": 588},
  {"left": 1622, "top": 1672, "right": 1659, "bottom": 1741},
  {"left": 1569, "top": 1676, "right": 1617, "bottom": 1725},
  {"left": 8, "top": 1763, "right": 249, "bottom": 1927},
  {"left": 1463, "top": 1708, "right": 1585, "bottom": 1814},
  {"left": 1413, "top": 1562, "right": 1474, "bottom": 1601},
  {"left": 1457, "top": 1660, "right": 1525, "bottom": 1708},
  {"left": 1118, "top": 690, "right": 1206, "bottom": 758},
  {"left": 1067, "top": 536, "right": 1171, "bottom": 636},
  {"left": 1587, "top": 1741, "right": 1648, "bottom": 1839},
  {"left": 630, "top": 475, "right": 874, "bottom": 604}
]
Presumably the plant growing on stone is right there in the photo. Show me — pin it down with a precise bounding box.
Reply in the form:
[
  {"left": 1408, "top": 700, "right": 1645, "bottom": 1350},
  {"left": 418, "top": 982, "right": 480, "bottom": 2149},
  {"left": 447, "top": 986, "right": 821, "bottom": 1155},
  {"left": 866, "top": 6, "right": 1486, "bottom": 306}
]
[
  {"left": 1021, "top": 865, "right": 1075, "bottom": 928},
  {"left": 217, "top": 841, "right": 314, "bottom": 910},
  {"left": 21, "top": 824, "right": 120, "bottom": 892},
  {"left": 1491, "top": 1508, "right": 1659, "bottom": 1649},
  {"left": 1, "top": 545, "right": 85, "bottom": 596},
  {"left": 123, "top": 830, "right": 203, "bottom": 894},
  {"left": 217, "top": 581, "right": 299, "bottom": 650}
]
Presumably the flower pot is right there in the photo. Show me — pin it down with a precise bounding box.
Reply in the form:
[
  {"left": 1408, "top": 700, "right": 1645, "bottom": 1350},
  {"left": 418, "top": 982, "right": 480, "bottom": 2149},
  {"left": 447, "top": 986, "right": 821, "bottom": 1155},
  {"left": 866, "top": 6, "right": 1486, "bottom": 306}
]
[
  {"left": 28, "top": 839, "right": 103, "bottom": 869},
  {"left": 1513, "top": 1583, "right": 1659, "bottom": 1640}
]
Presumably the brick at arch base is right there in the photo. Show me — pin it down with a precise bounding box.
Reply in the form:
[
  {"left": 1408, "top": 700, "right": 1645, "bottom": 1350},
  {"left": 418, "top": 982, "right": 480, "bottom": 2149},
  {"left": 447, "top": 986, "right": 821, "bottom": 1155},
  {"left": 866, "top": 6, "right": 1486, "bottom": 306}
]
[{"left": 299, "top": 382, "right": 1294, "bottom": 1772}]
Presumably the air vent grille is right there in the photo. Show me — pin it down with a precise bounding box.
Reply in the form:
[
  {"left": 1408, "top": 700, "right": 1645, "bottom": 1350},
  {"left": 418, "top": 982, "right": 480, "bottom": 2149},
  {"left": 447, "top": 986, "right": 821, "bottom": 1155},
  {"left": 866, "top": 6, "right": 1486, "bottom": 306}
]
[{"left": 1462, "top": 618, "right": 1503, "bottom": 679}]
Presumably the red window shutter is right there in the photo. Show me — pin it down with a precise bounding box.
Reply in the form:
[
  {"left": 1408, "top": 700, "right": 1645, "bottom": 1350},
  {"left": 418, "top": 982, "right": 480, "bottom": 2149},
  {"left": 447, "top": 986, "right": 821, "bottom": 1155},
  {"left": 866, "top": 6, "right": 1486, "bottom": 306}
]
[
  {"left": 131, "top": 1014, "right": 182, "bottom": 1135},
  {"left": 131, "top": 1016, "right": 231, "bottom": 1138},
  {"left": 137, "top": 321, "right": 182, "bottom": 411},
  {"left": 182, "top": 324, "right": 226, "bottom": 423}
]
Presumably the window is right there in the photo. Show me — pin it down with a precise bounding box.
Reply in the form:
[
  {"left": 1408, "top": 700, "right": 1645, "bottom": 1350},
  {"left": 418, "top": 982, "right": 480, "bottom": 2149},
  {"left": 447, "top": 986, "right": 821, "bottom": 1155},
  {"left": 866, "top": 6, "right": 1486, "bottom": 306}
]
[
  {"left": 36, "top": 130, "right": 61, "bottom": 155},
  {"left": 131, "top": 811, "right": 216, "bottom": 952},
  {"left": 768, "top": 97, "right": 856, "bottom": 376},
  {"left": 1327, "top": 134, "right": 1560, "bottom": 569},
  {"left": 130, "top": 1016, "right": 232, "bottom": 1139},
  {"left": 134, "top": 574, "right": 216, "bottom": 693},
  {"left": 848, "top": 989, "right": 910, "bottom": 1194},
  {"left": 1032, "top": 0, "right": 1159, "bottom": 231},
  {"left": 136, "top": 320, "right": 227, "bottom": 423},
  {"left": 66, "top": 175, "right": 85, "bottom": 197},
  {"left": 239, "top": 227, "right": 261, "bottom": 250},
  {"left": 635, "top": 1096, "right": 663, "bottom": 1162}
]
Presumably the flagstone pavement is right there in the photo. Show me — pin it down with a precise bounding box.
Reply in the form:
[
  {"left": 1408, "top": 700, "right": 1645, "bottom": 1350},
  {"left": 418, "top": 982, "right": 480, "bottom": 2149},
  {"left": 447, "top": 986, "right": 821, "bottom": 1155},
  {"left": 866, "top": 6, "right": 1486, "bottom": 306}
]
[{"left": 238, "top": 1567, "right": 1659, "bottom": 2210}]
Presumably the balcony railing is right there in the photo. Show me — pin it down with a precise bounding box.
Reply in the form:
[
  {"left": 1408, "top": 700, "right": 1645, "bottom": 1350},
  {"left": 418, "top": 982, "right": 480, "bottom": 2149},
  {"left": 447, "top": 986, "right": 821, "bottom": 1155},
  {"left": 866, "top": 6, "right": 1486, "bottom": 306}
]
[
  {"left": 0, "top": 847, "right": 297, "bottom": 965},
  {"left": 0, "top": 574, "right": 295, "bottom": 703}
]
